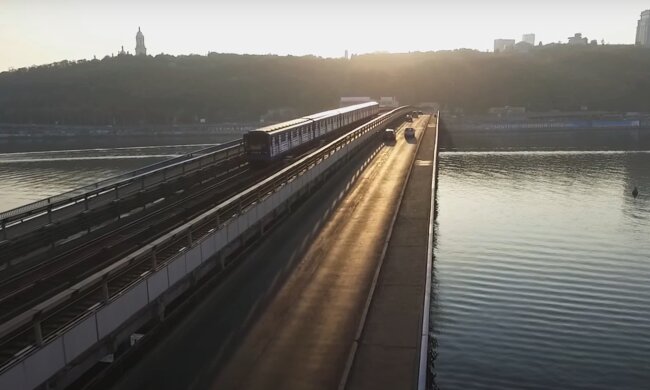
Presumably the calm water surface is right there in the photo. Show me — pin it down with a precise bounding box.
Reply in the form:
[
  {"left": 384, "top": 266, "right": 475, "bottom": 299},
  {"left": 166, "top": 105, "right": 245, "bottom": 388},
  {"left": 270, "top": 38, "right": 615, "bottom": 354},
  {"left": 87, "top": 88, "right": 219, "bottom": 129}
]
[
  {"left": 0, "top": 144, "right": 210, "bottom": 212},
  {"left": 433, "top": 151, "right": 650, "bottom": 390}
]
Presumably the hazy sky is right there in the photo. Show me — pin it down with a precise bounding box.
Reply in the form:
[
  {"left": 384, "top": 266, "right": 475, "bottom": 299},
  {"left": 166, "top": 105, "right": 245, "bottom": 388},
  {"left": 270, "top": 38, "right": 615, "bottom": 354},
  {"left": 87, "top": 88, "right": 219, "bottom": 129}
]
[{"left": 1, "top": 0, "right": 648, "bottom": 71}]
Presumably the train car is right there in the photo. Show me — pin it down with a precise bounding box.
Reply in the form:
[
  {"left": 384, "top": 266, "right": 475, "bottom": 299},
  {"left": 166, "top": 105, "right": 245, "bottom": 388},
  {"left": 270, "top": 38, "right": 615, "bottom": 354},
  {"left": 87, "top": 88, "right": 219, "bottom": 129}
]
[{"left": 245, "top": 102, "right": 379, "bottom": 162}]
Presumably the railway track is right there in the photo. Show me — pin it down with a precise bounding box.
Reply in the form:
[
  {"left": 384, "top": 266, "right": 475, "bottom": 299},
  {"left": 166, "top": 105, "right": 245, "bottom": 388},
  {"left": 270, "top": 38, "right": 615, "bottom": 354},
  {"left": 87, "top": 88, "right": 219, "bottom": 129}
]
[
  {"left": 0, "top": 148, "right": 247, "bottom": 268},
  {"left": 0, "top": 164, "right": 276, "bottom": 365},
  {"left": 0, "top": 118, "right": 381, "bottom": 367},
  {"left": 0, "top": 163, "right": 278, "bottom": 324},
  {"left": 0, "top": 159, "right": 248, "bottom": 296}
]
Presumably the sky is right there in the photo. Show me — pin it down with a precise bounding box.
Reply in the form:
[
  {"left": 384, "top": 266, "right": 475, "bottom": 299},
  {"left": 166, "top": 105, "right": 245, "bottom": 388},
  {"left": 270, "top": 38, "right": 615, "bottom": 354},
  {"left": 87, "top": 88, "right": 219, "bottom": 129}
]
[{"left": 1, "top": 0, "right": 649, "bottom": 71}]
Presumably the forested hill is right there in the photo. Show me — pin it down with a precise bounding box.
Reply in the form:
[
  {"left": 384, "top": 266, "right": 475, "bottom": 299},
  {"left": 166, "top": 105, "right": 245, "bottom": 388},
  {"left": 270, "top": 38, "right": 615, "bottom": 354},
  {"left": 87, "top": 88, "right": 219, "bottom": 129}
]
[{"left": 2, "top": 45, "right": 650, "bottom": 126}]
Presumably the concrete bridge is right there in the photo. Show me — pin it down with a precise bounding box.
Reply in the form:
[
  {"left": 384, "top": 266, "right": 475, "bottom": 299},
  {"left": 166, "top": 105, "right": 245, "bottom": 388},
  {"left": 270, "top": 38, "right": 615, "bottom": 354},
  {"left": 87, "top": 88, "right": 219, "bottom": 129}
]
[{"left": 0, "top": 107, "right": 439, "bottom": 390}]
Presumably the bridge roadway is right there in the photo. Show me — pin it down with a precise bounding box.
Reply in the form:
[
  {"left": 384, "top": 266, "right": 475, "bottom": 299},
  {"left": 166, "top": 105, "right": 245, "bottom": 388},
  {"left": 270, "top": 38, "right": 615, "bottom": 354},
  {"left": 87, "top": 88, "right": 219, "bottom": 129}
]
[{"left": 108, "top": 115, "right": 436, "bottom": 390}]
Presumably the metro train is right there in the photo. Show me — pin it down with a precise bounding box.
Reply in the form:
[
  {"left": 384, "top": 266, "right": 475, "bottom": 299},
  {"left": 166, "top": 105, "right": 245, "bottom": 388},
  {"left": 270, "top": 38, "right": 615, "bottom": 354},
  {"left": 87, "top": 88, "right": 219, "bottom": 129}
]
[{"left": 244, "top": 102, "right": 379, "bottom": 162}]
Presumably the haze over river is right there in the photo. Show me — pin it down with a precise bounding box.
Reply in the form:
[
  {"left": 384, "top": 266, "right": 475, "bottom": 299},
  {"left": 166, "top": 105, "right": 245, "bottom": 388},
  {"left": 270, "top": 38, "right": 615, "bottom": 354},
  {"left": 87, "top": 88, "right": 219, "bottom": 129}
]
[{"left": 433, "top": 151, "right": 650, "bottom": 389}]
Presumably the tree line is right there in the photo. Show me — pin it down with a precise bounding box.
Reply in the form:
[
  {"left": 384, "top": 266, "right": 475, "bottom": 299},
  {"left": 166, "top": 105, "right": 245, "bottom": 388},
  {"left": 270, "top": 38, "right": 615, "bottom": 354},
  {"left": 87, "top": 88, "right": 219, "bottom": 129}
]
[{"left": 2, "top": 45, "right": 650, "bottom": 126}]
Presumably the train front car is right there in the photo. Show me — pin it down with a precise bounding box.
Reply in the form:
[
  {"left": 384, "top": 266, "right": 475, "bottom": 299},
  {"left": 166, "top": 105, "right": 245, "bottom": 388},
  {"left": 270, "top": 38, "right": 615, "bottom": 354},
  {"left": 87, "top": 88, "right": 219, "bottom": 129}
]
[
  {"left": 243, "top": 131, "right": 272, "bottom": 162},
  {"left": 244, "top": 118, "right": 310, "bottom": 163}
]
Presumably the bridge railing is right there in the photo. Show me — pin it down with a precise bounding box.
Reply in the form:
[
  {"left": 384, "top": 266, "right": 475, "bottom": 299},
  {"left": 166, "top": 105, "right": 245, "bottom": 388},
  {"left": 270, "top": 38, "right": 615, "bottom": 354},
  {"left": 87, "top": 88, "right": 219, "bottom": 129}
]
[
  {"left": 0, "top": 106, "right": 410, "bottom": 390},
  {"left": 417, "top": 111, "right": 440, "bottom": 390},
  {"left": 0, "top": 140, "right": 244, "bottom": 238}
]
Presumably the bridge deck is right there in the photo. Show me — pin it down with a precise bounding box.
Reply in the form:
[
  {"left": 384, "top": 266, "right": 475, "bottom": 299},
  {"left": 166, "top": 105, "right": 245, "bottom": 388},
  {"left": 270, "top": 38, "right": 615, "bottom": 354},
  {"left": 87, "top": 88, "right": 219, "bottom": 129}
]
[
  {"left": 210, "top": 116, "right": 434, "bottom": 389},
  {"left": 106, "top": 115, "right": 434, "bottom": 390}
]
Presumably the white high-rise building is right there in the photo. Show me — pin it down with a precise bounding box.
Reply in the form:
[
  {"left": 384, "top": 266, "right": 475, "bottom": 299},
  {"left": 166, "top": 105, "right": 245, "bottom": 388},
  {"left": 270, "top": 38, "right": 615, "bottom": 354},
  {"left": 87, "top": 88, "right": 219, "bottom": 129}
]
[
  {"left": 636, "top": 10, "right": 650, "bottom": 47},
  {"left": 135, "top": 27, "right": 147, "bottom": 56},
  {"left": 522, "top": 34, "right": 535, "bottom": 45}
]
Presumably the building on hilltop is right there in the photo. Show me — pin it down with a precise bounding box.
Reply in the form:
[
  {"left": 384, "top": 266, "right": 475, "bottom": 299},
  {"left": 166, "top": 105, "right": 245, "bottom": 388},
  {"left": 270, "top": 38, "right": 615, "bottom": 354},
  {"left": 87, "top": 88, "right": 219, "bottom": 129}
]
[
  {"left": 522, "top": 34, "right": 535, "bottom": 45},
  {"left": 135, "top": 27, "right": 147, "bottom": 56},
  {"left": 636, "top": 10, "right": 650, "bottom": 47},
  {"left": 494, "top": 39, "right": 515, "bottom": 53},
  {"left": 568, "top": 33, "right": 588, "bottom": 45}
]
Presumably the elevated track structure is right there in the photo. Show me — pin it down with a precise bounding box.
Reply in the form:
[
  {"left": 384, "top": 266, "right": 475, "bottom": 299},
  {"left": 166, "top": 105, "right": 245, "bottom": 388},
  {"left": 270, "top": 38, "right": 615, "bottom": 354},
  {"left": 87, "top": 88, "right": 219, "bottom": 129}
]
[{"left": 0, "top": 106, "right": 411, "bottom": 390}]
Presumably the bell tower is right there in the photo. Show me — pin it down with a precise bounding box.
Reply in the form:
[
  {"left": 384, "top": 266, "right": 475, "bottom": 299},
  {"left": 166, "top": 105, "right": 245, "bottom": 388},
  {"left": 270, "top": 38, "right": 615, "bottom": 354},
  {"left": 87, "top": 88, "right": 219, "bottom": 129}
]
[{"left": 135, "top": 27, "right": 147, "bottom": 56}]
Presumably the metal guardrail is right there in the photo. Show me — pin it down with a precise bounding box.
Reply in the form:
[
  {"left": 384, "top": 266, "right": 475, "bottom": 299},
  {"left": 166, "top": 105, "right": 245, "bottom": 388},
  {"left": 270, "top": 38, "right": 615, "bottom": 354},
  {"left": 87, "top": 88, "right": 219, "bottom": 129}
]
[
  {"left": 0, "top": 107, "right": 410, "bottom": 363},
  {"left": 418, "top": 111, "right": 440, "bottom": 390},
  {"left": 0, "top": 140, "right": 243, "bottom": 229}
]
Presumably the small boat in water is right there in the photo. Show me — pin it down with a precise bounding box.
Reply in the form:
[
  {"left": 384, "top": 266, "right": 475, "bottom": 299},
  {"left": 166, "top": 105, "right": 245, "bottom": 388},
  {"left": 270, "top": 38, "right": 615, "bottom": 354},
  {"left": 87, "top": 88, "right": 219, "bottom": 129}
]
[{"left": 632, "top": 187, "right": 639, "bottom": 198}]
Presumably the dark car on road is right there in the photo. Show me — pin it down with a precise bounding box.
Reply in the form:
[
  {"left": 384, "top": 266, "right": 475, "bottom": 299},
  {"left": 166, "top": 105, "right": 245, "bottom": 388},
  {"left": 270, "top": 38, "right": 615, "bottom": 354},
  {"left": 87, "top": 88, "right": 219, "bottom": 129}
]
[{"left": 384, "top": 128, "right": 396, "bottom": 142}]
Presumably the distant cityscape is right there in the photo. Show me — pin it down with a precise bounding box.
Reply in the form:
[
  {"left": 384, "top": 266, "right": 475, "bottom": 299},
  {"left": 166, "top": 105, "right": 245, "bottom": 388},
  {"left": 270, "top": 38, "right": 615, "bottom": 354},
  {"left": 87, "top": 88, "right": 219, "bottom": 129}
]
[
  {"left": 111, "top": 10, "right": 650, "bottom": 60},
  {"left": 494, "top": 9, "right": 650, "bottom": 53}
]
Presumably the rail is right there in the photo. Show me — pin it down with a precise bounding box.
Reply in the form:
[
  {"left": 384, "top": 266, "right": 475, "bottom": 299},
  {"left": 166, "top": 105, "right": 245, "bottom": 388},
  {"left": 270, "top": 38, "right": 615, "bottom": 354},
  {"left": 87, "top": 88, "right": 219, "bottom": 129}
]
[{"left": 0, "top": 140, "right": 243, "bottom": 232}]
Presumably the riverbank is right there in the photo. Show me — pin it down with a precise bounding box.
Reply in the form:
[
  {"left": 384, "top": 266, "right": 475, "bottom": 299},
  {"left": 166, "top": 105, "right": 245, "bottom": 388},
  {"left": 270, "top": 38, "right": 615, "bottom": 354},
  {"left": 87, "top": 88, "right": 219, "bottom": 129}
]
[{"left": 440, "top": 123, "right": 650, "bottom": 151}]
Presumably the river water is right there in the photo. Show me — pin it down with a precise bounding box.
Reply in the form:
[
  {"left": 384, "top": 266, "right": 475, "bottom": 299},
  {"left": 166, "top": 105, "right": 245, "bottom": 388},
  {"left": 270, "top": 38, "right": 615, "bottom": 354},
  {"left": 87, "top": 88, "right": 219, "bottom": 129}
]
[
  {"left": 0, "top": 144, "right": 214, "bottom": 213},
  {"left": 432, "top": 151, "right": 650, "bottom": 389}
]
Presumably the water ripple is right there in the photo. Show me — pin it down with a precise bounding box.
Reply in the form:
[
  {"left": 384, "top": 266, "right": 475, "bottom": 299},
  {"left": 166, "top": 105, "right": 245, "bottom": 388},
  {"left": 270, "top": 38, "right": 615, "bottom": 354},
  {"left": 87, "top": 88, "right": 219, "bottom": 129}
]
[{"left": 432, "top": 152, "right": 650, "bottom": 390}]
